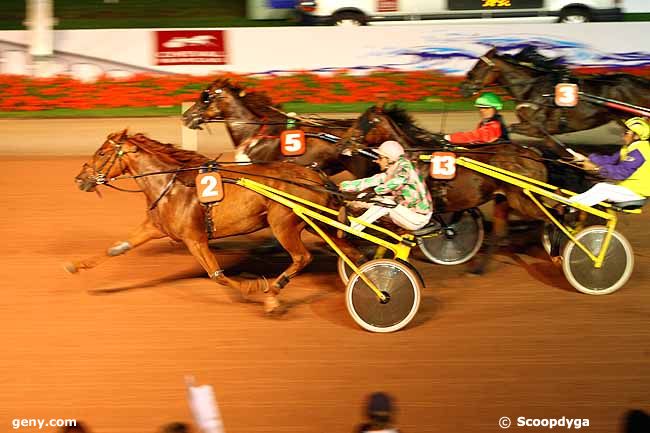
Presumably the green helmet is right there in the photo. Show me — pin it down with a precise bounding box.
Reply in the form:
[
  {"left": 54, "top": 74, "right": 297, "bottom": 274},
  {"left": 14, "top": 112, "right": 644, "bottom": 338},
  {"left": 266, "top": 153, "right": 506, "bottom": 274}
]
[{"left": 475, "top": 92, "right": 503, "bottom": 110}]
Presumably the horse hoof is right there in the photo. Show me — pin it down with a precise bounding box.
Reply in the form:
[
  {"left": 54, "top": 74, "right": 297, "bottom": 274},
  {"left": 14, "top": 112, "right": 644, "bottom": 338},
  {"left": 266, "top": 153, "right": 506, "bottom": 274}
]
[
  {"left": 63, "top": 262, "right": 78, "bottom": 274},
  {"left": 264, "top": 296, "right": 281, "bottom": 314}
]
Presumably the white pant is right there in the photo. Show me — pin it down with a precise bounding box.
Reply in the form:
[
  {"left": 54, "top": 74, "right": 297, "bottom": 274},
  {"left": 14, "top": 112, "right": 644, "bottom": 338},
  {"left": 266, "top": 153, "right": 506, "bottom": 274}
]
[
  {"left": 350, "top": 197, "right": 432, "bottom": 232},
  {"left": 569, "top": 182, "right": 644, "bottom": 207}
]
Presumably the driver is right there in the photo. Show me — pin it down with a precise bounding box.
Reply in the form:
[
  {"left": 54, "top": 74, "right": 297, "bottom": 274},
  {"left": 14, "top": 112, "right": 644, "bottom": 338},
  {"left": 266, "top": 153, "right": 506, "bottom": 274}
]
[
  {"left": 338, "top": 140, "right": 433, "bottom": 232},
  {"left": 444, "top": 92, "right": 510, "bottom": 145},
  {"left": 569, "top": 117, "right": 650, "bottom": 206}
]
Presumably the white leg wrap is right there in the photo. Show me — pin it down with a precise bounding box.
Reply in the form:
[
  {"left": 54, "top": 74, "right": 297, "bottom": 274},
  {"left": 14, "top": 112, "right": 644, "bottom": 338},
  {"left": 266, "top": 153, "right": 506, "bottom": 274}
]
[{"left": 107, "top": 241, "right": 132, "bottom": 256}]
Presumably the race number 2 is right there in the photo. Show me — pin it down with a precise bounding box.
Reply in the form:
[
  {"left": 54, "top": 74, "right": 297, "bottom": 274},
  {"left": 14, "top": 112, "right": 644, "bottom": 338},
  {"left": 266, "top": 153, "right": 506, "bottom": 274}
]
[
  {"left": 555, "top": 83, "right": 579, "bottom": 107},
  {"left": 281, "top": 130, "right": 306, "bottom": 156},
  {"left": 429, "top": 152, "right": 456, "bottom": 180},
  {"left": 195, "top": 172, "right": 224, "bottom": 203}
]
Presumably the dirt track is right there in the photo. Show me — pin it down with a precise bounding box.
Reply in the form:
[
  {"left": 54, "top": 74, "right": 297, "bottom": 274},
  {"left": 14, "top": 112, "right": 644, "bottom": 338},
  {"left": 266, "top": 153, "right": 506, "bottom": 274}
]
[{"left": 0, "top": 116, "right": 648, "bottom": 433}]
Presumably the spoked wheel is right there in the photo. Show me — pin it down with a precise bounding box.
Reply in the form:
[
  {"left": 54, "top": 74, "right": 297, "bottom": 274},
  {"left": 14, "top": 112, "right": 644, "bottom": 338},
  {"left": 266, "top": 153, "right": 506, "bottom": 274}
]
[
  {"left": 337, "top": 246, "right": 389, "bottom": 285},
  {"left": 417, "top": 208, "right": 484, "bottom": 265},
  {"left": 562, "top": 226, "right": 634, "bottom": 295},
  {"left": 346, "top": 259, "right": 422, "bottom": 333}
]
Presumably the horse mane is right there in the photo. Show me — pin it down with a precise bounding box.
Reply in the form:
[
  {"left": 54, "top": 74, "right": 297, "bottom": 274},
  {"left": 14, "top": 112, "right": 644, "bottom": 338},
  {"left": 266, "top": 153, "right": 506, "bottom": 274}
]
[
  {"left": 504, "top": 46, "right": 568, "bottom": 73},
  {"left": 125, "top": 133, "right": 210, "bottom": 167},
  {"left": 379, "top": 104, "right": 442, "bottom": 147},
  {"left": 211, "top": 78, "right": 284, "bottom": 120}
]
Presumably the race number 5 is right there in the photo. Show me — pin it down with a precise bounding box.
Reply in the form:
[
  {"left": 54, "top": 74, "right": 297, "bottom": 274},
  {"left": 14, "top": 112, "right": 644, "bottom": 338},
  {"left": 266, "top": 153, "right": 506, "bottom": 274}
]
[
  {"left": 281, "top": 130, "right": 306, "bottom": 156},
  {"left": 429, "top": 152, "right": 456, "bottom": 180},
  {"left": 195, "top": 172, "right": 224, "bottom": 203},
  {"left": 555, "top": 83, "right": 579, "bottom": 107}
]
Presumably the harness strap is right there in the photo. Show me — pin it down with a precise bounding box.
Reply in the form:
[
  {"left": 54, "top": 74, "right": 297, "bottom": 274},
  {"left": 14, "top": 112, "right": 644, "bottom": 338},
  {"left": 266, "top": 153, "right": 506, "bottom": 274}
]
[{"left": 149, "top": 171, "right": 179, "bottom": 211}]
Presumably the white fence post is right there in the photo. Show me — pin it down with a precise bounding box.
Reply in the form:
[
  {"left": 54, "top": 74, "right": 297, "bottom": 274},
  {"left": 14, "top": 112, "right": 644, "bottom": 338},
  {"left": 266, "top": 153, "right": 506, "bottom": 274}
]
[{"left": 181, "top": 102, "right": 198, "bottom": 151}]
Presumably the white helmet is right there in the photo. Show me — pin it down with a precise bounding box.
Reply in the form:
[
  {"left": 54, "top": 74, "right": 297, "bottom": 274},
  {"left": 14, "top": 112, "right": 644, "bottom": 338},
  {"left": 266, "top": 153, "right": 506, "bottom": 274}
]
[{"left": 375, "top": 140, "right": 404, "bottom": 162}]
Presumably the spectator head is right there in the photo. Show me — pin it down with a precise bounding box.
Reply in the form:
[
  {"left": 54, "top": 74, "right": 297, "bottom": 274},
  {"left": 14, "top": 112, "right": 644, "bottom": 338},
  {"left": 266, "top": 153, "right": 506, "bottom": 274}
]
[
  {"left": 159, "top": 422, "right": 191, "bottom": 433},
  {"left": 366, "top": 392, "right": 394, "bottom": 424},
  {"left": 60, "top": 421, "right": 91, "bottom": 433},
  {"left": 623, "top": 409, "right": 650, "bottom": 433}
]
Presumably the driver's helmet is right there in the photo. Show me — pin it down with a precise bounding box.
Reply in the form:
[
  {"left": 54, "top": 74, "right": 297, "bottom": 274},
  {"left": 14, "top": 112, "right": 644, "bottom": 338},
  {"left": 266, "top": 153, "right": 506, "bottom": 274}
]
[
  {"left": 624, "top": 117, "right": 650, "bottom": 140},
  {"left": 474, "top": 92, "right": 503, "bottom": 110},
  {"left": 375, "top": 140, "right": 405, "bottom": 162}
]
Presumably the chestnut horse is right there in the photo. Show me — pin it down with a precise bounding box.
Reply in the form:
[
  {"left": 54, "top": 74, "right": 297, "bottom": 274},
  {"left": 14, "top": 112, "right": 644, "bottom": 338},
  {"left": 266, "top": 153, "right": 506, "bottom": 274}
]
[
  {"left": 460, "top": 47, "right": 650, "bottom": 137},
  {"left": 181, "top": 78, "right": 374, "bottom": 177},
  {"left": 338, "top": 105, "right": 552, "bottom": 273},
  {"left": 67, "top": 130, "right": 362, "bottom": 313}
]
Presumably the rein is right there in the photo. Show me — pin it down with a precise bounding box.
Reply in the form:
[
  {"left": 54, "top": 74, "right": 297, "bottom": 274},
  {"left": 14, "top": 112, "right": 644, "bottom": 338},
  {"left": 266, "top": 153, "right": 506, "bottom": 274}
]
[{"left": 111, "top": 161, "right": 348, "bottom": 198}]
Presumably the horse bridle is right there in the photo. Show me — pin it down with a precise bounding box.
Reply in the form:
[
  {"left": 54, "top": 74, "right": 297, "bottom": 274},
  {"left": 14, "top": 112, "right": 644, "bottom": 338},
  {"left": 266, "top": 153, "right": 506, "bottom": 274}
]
[
  {"left": 469, "top": 55, "right": 545, "bottom": 94},
  {"left": 84, "top": 138, "right": 142, "bottom": 193},
  {"left": 200, "top": 87, "right": 224, "bottom": 106}
]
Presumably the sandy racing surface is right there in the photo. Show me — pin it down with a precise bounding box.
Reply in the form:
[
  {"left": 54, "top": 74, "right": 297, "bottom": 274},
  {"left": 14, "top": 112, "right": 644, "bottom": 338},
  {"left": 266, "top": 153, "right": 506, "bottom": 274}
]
[{"left": 0, "top": 115, "right": 648, "bottom": 433}]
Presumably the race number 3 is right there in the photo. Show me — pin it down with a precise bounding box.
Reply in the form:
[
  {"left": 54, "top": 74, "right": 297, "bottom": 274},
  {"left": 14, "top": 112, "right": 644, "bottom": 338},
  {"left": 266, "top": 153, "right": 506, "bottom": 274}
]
[
  {"left": 281, "top": 130, "right": 306, "bottom": 156},
  {"left": 555, "top": 83, "right": 579, "bottom": 107},
  {"left": 195, "top": 172, "right": 224, "bottom": 203},
  {"left": 429, "top": 152, "right": 456, "bottom": 180}
]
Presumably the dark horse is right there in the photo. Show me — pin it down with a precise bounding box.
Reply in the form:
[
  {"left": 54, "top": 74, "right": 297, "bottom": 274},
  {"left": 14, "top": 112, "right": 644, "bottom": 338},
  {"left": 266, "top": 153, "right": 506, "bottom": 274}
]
[
  {"left": 460, "top": 47, "right": 650, "bottom": 137},
  {"left": 339, "top": 105, "right": 555, "bottom": 273},
  {"left": 181, "top": 78, "right": 374, "bottom": 177},
  {"left": 67, "top": 130, "right": 362, "bottom": 313}
]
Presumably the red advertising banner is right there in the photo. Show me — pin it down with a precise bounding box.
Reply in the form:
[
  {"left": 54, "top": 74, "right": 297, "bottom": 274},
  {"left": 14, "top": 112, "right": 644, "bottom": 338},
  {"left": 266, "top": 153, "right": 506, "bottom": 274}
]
[
  {"left": 155, "top": 30, "right": 227, "bottom": 66},
  {"left": 377, "top": 0, "right": 399, "bottom": 12}
]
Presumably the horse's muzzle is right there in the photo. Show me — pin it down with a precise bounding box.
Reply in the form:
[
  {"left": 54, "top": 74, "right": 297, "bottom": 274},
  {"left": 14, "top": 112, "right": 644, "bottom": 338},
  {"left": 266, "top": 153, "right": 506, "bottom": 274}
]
[
  {"left": 458, "top": 81, "right": 478, "bottom": 98},
  {"left": 182, "top": 113, "right": 204, "bottom": 130},
  {"left": 75, "top": 175, "right": 97, "bottom": 192}
]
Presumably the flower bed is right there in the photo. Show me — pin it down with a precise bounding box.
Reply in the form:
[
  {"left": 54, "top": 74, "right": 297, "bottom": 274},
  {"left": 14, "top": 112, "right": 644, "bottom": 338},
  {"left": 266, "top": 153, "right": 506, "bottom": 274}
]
[
  {"left": 1, "top": 66, "right": 649, "bottom": 112},
  {"left": 0, "top": 71, "right": 466, "bottom": 111}
]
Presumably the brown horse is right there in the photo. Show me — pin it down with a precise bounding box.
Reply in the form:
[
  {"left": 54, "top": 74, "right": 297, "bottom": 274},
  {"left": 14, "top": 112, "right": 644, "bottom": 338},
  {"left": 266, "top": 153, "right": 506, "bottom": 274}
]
[
  {"left": 67, "top": 130, "right": 362, "bottom": 313},
  {"left": 339, "top": 105, "right": 551, "bottom": 273},
  {"left": 181, "top": 78, "right": 374, "bottom": 177},
  {"left": 460, "top": 47, "right": 650, "bottom": 137}
]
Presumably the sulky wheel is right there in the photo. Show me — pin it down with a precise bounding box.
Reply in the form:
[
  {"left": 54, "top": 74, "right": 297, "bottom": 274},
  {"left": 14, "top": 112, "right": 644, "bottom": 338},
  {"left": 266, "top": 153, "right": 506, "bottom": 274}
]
[
  {"left": 345, "top": 259, "right": 422, "bottom": 333},
  {"left": 562, "top": 226, "right": 634, "bottom": 295},
  {"left": 417, "top": 208, "right": 484, "bottom": 265},
  {"left": 337, "top": 246, "right": 389, "bottom": 285}
]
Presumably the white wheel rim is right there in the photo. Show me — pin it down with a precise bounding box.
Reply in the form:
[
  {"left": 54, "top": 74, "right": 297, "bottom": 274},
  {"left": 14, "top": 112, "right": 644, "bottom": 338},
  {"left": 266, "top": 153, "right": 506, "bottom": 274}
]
[
  {"left": 563, "top": 15, "right": 587, "bottom": 23},
  {"left": 345, "top": 259, "right": 421, "bottom": 333},
  {"left": 562, "top": 226, "right": 634, "bottom": 295},
  {"left": 336, "top": 19, "right": 361, "bottom": 26},
  {"left": 418, "top": 210, "right": 484, "bottom": 265}
]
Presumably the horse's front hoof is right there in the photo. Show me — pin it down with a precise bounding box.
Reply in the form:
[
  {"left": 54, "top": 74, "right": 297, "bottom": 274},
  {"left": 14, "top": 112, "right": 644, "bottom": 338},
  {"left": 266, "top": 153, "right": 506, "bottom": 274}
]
[
  {"left": 63, "top": 262, "right": 78, "bottom": 274},
  {"left": 264, "top": 296, "right": 282, "bottom": 314}
]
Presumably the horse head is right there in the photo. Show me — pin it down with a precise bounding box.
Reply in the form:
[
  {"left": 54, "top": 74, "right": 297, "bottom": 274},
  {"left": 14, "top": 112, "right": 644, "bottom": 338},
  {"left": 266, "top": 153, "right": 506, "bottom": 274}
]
[
  {"left": 339, "top": 105, "right": 407, "bottom": 157},
  {"left": 182, "top": 78, "right": 234, "bottom": 129},
  {"left": 340, "top": 105, "right": 447, "bottom": 158},
  {"left": 75, "top": 129, "right": 137, "bottom": 192},
  {"left": 459, "top": 47, "right": 503, "bottom": 97},
  {"left": 182, "top": 78, "right": 280, "bottom": 130}
]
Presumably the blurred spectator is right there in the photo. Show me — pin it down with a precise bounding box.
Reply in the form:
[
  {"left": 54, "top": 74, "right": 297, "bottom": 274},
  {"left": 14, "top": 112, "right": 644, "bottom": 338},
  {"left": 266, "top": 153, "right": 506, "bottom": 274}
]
[
  {"left": 159, "top": 422, "right": 192, "bottom": 433},
  {"left": 355, "top": 392, "right": 401, "bottom": 433},
  {"left": 60, "top": 421, "right": 91, "bottom": 433},
  {"left": 623, "top": 409, "right": 650, "bottom": 433}
]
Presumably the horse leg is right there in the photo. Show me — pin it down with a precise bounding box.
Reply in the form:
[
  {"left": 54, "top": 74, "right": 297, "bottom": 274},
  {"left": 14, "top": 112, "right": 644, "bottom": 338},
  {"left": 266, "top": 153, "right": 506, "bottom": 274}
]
[
  {"left": 469, "top": 196, "right": 509, "bottom": 275},
  {"left": 181, "top": 236, "right": 275, "bottom": 308},
  {"left": 64, "top": 217, "right": 166, "bottom": 273},
  {"left": 267, "top": 211, "right": 313, "bottom": 295}
]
